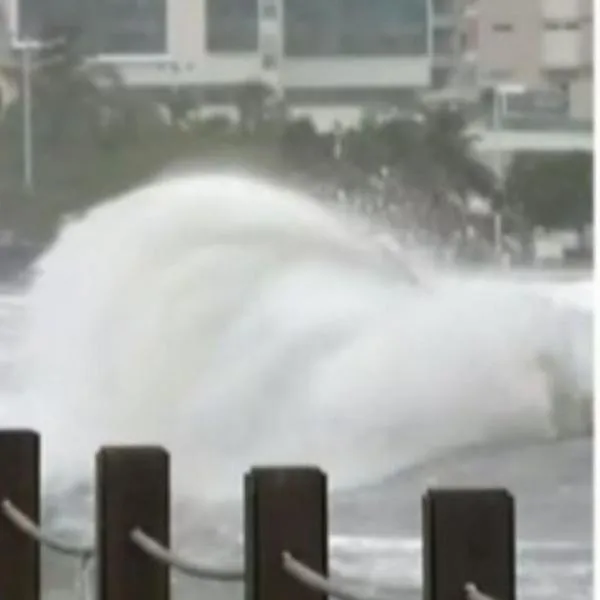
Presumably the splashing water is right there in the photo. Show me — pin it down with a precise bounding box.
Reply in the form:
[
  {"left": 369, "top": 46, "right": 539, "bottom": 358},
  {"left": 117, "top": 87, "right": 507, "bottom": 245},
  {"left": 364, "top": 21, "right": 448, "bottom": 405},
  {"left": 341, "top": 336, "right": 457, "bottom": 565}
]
[{"left": 14, "top": 174, "right": 591, "bottom": 516}]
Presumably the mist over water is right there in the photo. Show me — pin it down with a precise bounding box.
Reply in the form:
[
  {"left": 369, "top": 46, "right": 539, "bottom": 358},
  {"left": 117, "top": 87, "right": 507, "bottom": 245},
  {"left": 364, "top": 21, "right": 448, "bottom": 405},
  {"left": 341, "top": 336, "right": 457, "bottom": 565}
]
[{"left": 12, "top": 174, "right": 591, "bottom": 527}]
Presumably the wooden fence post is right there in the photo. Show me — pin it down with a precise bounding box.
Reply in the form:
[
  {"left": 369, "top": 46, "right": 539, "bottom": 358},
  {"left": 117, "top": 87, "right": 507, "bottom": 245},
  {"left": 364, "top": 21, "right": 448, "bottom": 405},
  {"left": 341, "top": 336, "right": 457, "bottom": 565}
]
[
  {"left": 96, "top": 446, "right": 170, "bottom": 600},
  {"left": 245, "top": 467, "right": 328, "bottom": 600},
  {"left": 0, "top": 430, "right": 40, "bottom": 600},
  {"left": 423, "top": 488, "right": 515, "bottom": 600}
]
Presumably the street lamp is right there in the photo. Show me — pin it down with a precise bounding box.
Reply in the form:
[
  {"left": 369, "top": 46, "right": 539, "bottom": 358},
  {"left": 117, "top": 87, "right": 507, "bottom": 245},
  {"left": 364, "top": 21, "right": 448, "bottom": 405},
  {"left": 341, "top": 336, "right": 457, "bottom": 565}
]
[
  {"left": 490, "top": 82, "right": 526, "bottom": 256},
  {"left": 491, "top": 82, "right": 526, "bottom": 176},
  {"left": 10, "top": 35, "right": 65, "bottom": 194}
]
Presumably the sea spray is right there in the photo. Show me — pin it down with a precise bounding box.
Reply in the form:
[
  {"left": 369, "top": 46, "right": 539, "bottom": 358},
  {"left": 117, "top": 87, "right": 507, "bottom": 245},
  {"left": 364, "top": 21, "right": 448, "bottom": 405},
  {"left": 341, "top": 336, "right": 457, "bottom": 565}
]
[{"left": 15, "top": 174, "right": 591, "bottom": 518}]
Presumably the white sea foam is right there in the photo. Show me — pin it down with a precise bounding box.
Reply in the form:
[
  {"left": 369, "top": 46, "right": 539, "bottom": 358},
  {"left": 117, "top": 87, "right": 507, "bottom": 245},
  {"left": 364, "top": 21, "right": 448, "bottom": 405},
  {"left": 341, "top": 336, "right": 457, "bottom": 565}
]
[{"left": 6, "top": 173, "right": 591, "bottom": 512}]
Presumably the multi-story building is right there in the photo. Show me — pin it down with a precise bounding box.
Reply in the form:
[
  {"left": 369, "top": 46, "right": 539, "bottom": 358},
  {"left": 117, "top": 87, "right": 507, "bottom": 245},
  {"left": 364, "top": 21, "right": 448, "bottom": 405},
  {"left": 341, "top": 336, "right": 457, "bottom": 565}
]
[
  {"left": 1, "top": 0, "right": 593, "bottom": 133},
  {"left": 6, "top": 0, "right": 433, "bottom": 127},
  {"left": 430, "top": 0, "right": 464, "bottom": 89},
  {"left": 455, "top": 0, "right": 593, "bottom": 121}
]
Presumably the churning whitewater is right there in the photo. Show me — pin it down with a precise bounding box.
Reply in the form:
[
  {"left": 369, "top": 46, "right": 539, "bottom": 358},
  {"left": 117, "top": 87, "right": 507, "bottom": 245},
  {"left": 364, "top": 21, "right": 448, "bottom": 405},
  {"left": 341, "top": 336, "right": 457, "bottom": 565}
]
[{"left": 14, "top": 173, "right": 592, "bottom": 510}]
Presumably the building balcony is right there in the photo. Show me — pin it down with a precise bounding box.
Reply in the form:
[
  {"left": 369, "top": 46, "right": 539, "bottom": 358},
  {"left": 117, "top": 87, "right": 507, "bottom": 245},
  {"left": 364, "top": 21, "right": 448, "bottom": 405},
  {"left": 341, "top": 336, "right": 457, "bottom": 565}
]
[{"left": 472, "top": 126, "right": 592, "bottom": 155}]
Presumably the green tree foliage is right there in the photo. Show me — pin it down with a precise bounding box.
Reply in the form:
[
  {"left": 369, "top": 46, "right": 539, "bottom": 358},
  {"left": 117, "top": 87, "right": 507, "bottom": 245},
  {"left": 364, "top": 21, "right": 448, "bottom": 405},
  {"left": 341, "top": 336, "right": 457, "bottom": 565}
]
[
  {"left": 505, "top": 151, "right": 592, "bottom": 230},
  {"left": 234, "top": 80, "right": 285, "bottom": 134},
  {"left": 0, "top": 49, "right": 503, "bottom": 244},
  {"left": 340, "top": 106, "right": 498, "bottom": 204},
  {"left": 279, "top": 118, "right": 334, "bottom": 175}
]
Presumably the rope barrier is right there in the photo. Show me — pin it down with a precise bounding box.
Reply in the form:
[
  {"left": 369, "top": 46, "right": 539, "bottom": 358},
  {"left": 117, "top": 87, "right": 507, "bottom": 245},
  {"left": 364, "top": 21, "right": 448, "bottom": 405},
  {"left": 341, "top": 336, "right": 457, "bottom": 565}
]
[
  {"left": 2, "top": 499, "right": 94, "bottom": 558},
  {"left": 465, "top": 582, "right": 499, "bottom": 600},
  {"left": 283, "top": 553, "right": 500, "bottom": 600},
  {"left": 130, "top": 528, "right": 244, "bottom": 581},
  {"left": 2, "top": 499, "right": 95, "bottom": 600},
  {"left": 2, "top": 498, "right": 501, "bottom": 600},
  {"left": 283, "top": 551, "right": 372, "bottom": 600}
]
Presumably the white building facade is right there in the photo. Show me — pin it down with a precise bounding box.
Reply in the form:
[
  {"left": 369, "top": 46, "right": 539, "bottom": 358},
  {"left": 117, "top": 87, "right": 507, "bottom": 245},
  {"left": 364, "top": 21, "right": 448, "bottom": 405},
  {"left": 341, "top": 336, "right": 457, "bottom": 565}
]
[
  {"left": 7, "top": 0, "right": 432, "bottom": 124},
  {"left": 1, "top": 0, "right": 592, "bottom": 150}
]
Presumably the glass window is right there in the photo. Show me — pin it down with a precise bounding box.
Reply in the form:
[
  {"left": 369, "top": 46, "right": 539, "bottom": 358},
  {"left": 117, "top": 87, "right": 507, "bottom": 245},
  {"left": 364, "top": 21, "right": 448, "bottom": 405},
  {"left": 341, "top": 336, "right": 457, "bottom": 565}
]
[
  {"left": 433, "top": 29, "right": 453, "bottom": 55},
  {"left": 94, "top": 0, "right": 167, "bottom": 54},
  {"left": 17, "top": 0, "right": 167, "bottom": 54},
  {"left": 545, "top": 20, "right": 580, "bottom": 30},
  {"left": 17, "top": 0, "right": 86, "bottom": 40},
  {"left": 284, "top": 0, "right": 428, "bottom": 57},
  {"left": 205, "top": 0, "right": 259, "bottom": 53}
]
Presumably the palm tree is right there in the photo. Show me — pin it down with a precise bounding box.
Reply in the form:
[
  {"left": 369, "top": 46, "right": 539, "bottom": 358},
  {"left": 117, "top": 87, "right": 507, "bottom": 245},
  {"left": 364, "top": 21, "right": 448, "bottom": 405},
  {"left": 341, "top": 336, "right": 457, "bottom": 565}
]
[
  {"left": 160, "top": 87, "right": 198, "bottom": 129},
  {"left": 0, "top": 21, "right": 166, "bottom": 186},
  {"left": 392, "top": 104, "right": 498, "bottom": 203},
  {"left": 331, "top": 103, "right": 501, "bottom": 248},
  {"left": 234, "top": 80, "right": 285, "bottom": 134},
  {"left": 37, "top": 23, "right": 166, "bottom": 151}
]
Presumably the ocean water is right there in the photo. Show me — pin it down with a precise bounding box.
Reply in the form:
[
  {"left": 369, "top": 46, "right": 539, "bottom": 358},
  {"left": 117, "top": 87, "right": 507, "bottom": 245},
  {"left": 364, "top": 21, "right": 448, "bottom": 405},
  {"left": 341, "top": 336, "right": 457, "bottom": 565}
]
[{"left": 0, "top": 174, "right": 592, "bottom": 600}]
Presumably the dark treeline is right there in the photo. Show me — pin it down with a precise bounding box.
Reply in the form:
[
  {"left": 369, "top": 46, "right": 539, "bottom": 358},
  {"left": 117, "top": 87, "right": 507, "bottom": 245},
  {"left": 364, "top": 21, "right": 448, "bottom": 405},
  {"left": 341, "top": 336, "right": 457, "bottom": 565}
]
[{"left": 0, "top": 30, "right": 592, "bottom": 255}]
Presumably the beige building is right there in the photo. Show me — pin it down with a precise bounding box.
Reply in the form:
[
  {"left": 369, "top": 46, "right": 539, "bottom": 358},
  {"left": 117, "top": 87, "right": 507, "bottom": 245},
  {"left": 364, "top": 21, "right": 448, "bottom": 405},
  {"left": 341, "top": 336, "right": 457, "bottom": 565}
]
[
  {"left": 0, "top": 0, "right": 593, "bottom": 127},
  {"left": 456, "top": 0, "right": 593, "bottom": 120},
  {"left": 0, "top": 0, "right": 17, "bottom": 113}
]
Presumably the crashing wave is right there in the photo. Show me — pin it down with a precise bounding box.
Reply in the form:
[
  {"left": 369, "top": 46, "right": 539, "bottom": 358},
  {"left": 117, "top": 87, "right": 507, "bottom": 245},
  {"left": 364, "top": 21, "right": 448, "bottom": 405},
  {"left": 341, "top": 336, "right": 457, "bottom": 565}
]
[{"left": 15, "top": 173, "right": 591, "bottom": 507}]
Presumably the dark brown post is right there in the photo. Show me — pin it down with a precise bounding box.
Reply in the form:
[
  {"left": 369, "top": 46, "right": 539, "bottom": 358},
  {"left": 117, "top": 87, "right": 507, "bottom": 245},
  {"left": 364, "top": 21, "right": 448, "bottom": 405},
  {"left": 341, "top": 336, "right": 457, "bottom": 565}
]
[
  {"left": 423, "top": 488, "right": 515, "bottom": 600},
  {"left": 96, "top": 446, "right": 170, "bottom": 600},
  {"left": 0, "top": 429, "right": 40, "bottom": 600},
  {"left": 245, "top": 467, "right": 328, "bottom": 600}
]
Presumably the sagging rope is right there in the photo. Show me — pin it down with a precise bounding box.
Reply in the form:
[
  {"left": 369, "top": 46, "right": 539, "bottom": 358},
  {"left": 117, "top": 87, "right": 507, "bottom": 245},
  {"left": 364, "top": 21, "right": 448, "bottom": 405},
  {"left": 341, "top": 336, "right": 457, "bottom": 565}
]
[
  {"left": 2, "top": 499, "right": 93, "bottom": 558},
  {"left": 283, "top": 551, "right": 374, "bottom": 600},
  {"left": 130, "top": 528, "right": 244, "bottom": 581},
  {"left": 283, "top": 552, "right": 501, "bottom": 600},
  {"left": 2, "top": 499, "right": 95, "bottom": 600},
  {"left": 2, "top": 499, "right": 500, "bottom": 600}
]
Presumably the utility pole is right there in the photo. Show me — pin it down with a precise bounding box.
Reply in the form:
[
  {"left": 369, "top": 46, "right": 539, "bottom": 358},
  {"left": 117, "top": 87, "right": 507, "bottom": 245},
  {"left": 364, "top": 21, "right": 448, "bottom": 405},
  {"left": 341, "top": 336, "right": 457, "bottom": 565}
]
[
  {"left": 491, "top": 83, "right": 526, "bottom": 258},
  {"left": 10, "top": 36, "right": 65, "bottom": 195}
]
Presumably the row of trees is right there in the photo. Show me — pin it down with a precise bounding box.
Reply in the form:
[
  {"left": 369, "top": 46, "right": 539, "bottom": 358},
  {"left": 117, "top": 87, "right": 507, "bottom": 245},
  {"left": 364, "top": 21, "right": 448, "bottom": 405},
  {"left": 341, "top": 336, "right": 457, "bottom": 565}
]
[
  {"left": 505, "top": 151, "right": 592, "bottom": 232},
  {"left": 0, "top": 28, "right": 592, "bottom": 247}
]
